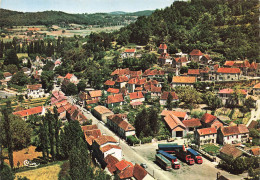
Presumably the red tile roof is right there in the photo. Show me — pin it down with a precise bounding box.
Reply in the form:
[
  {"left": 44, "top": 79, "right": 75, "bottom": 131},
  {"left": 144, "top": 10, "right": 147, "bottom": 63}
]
[
  {"left": 159, "top": 53, "right": 171, "bottom": 59},
  {"left": 118, "top": 166, "right": 134, "bottom": 179},
  {"left": 253, "top": 83, "right": 260, "bottom": 89},
  {"left": 104, "top": 80, "right": 115, "bottom": 86},
  {"left": 116, "top": 75, "right": 129, "bottom": 83},
  {"left": 107, "top": 88, "right": 120, "bottom": 94},
  {"left": 129, "top": 92, "right": 144, "bottom": 100},
  {"left": 143, "top": 69, "right": 164, "bottom": 76},
  {"left": 128, "top": 78, "right": 146, "bottom": 85},
  {"left": 200, "top": 67, "right": 210, "bottom": 73},
  {"left": 218, "top": 88, "right": 247, "bottom": 95},
  {"left": 159, "top": 44, "right": 167, "bottom": 50},
  {"left": 111, "top": 68, "right": 130, "bottom": 76},
  {"left": 197, "top": 127, "right": 217, "bottom": 135},
  {"left": 203, "top": 54, "right": 211, "bottom": 60},
  {"left": 133, "top": 164, "right": 148, "bottom": 180},
  {"left": 115, "top": 160, "right": 133, "bottom": 171},
  {"left": 54, "top": 99, "right": 68, "bottom": 108},
  {"left": 224, "top": 61, "right": 235, "bottom": 67},
  {"left": 217, "top": 68, "right": 241, "bottom": 74},
  {"left": 201, "top": 113, "right": 217, "bottom": 124},
  {"left": 188, "top": 69, "right": 200, "bottom": 75},
  {"left": 95, "top": 135, "right": 117, "bottom": 146},
  {"left": 160, "top": 91, "right": 178, "bottom": 100},
  {"left": 81, "top": 124, "right": 98, "bottom": 132},
  {"left": 175, "top": 57, "right": 188, "bottom": 63},
  {"left": 183, "top": 118, "right": 202, "bottom": 127},
  {"left": 107, "top": 94, "right": 124, "bottom": 104},
  {"left": 135, "top": 87, "right": 143, "bottom": 91},
  {"left": 129, "top": 70, "right": 142, "bottom": 77},
  {"left": 108, "top": 114, "right": 135, "bottom": 131},
  {"left": 94, "top": 106, "right": 113, "bottom": 114},
  {"left": 64, "top": 73, "right": 74, "bottom": 79},
  {"left": 172, "top": 76, "right": 196, "bottom": 84},
  {"left": 161, "top": 110, "right": 186, "bottom": 119},
  {"left": 250, "top": 62, "right": 258, "bottom": 69},
  {"left": 86, "top": 99, "right": 99, "bottom": 105},
  {"left": 220, "top": 144, "right": 243, "bottom": 159},
  {"left": 251, "top": 148, "right": 260, "bottom": 156},
  {"left": 189, "top": 49, "right": 203, "bottom": 56},
  {"left": 3, "top": 72, "right": 12, "bottom": 77},
  {"left": 124, "top": 49, "right": 136, "bottom": 53},
  {"left": 104, "top": 155, "right": 119, "bottom": 174},
  {"left": 27, "top": 84, "right": 42, "bottom": 90},
  {"left": 100, "top": 144, "right": 121, "bottom": 153},
  {"left": 89, "top": 90, "right": 102, "bottom": 98},
  {"left": 13, "top": 106, "right": 43, "bottom": 117},
  {"left": 164, "top": 113, "right": 186, "bottom": 130}
]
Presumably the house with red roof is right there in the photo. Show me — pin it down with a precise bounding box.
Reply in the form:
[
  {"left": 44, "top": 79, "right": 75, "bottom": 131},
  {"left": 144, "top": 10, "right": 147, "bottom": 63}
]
[
  {"left": 142, "top": 69, "right": 165, "bottom": 81},
  {"left": 171, "top": 76, "right": 196, "bottom": 88},
  {"left": 107, "top": 114, "right": 135, "bottom": 138},
  {"left": 216, "top": 68, "right": 241, "bottom": 81},
  {"left": 122, "top": 49, "right": 136, "bottom": 58},
  {"left": 217, "top": 124, "right": 249, "bottom": 145},
  {"left": 200, "top": 113, "right": 225, "bottom": 129},
  {"left": 107, "top": 88, "right": 120, "bottom": 95},
  {"left": 173, "top": 57, "right": 188, "bottom": 68},
  {"left": 219, "top": 144, "right": 243, "bottom": 160},
  {"left": 128, "top": 91, "right": 145, "bottom": 103},
  {"left": 158, "top": 53, "right": 173, "bottom": 65},
  {"left": 200, "top": 54, "right": 212, "bottom": 65},
  {"left": 159, "top": 43, "right": 167, "bottom": 54},
  {"left": 64, "top": 73, "right": 79, "bottom": 84},
  {"left": 160, "top": 91, "right": 178, "bottom": 105},
  {"left": 115, "top": 75, "right": 129, "bottom": 89},
  {"left": 189, "top": 49, "right": 203, "bottom": 62},
  {"left": 127, "top": 77, "right": 146, "bottom": 93},
  {"left": 13, "top": 106, "right": 46, "bottom": 120},
  {"left": 248, "top": 62, "right": 260, "bottom": 77},
  {"left": 104, "top": 80, "right": 116, "bottom": 89},
  {"left": 106, "top": 94, "right": 125, "bottom": 109},
  {"left": 194, "top": 127, "right": 217, "bottom": 145},
  {"left": 3, "top": 72, "right": 12, "bottom": 81},
  {"left": 89, "top": 90, "right": 102, "bottom": 100},
  {"left": 27, "top": 84, "right": 46, "bottom": 99},
  {"left": 93, "top": 105, "right": 114, "bottom": 123},
  {"left": 183, "top": 118, "right": 202, "bottom": 132},
  {"left": 161, "top": 111, "right": 187, "bottom": 137},
  {"left": 218, "top": 88, "right": 247, "bottom": 105},
  {"left": 187, "top": 69, "right": 200, "bottom": 78},
  {"left": 253, "top": 83, "right": 260, "bottom": 95}
]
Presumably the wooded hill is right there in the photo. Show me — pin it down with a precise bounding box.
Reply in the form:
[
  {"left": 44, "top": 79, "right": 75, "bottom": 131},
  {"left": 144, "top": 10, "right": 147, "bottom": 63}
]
[
  {"left": 0, "top": 8, "right": 153, "bottom": 27},
  {"left": 116, "top": 0, "right": 260, "bottom": 62}
]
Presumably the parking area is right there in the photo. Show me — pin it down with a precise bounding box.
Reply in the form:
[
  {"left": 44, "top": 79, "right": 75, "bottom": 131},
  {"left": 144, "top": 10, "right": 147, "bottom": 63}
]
[{"left": 132, "top": 142, "right": 247, "bottom": 180}]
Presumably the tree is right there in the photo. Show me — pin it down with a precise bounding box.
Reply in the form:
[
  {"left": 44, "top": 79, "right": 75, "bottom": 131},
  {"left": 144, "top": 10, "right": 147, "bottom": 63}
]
[
  {"left": 39, "top": 118, "right": 49, "bottom": 162},
  {"left": 180, "top": 66, "right": 188, "bottom": 74},
  {"left": 0, "top": 164, "right": 15, "bottom": 180},
  {"left": 0, "top": 114, "right": 32, "bottom": 150},
  {"left": 166, "top": 92, "right": 173, "bottom": 110},
  {"left": 188, "top": 61, "right": 199, "bottom": 69},
  {"left": 4, "top": 49, "right": 19, "bottom": 66},
  {"left": 135, "top": 108, "right": 148, "bottom": 137},
  {"left": 148, "top": 107, "right": 159, "bottom": 135},
  {"left": 10, "top": 71, "right": 29, "bottom": 86},
  {"left": 244, "top": 97, "right": 256, "bottom": 109},
  {"left": 204, "top": 91, "right": 222, "bottom": 110},
  {"left": 77, "top": 80, "right": 86, "bottom": 92},
  {"left": 53, "top": 107, "right": 62, "bottom": 158},
  {"left": 175, "top": 86, "right": 202, "bottom": 108},
  {"left": 1, "top": 101, "right": 14, "bottom": 169},
  {"left": 6, "top": 64, "right": 18, "bottom": 74},
  {"left": 45, "top": 111, "right": 55, "bottom": 161},
  {"left": 41, "top": 71, "right": 54, "bottom": 92},
  {"left": 64, "top": 83, "right": 78, "bottom": 96}
]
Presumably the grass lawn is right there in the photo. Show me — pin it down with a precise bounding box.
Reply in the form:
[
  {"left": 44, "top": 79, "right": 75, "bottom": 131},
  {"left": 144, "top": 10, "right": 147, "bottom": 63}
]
[
  {"left": 17, "top": 53, "right": 29, "bottom": 58},
  {"left": 202, "top": 144, "right": 220, "bottom": 155},
  {"left": 15, "top": 162, "right": 62, "bottom": 180}
]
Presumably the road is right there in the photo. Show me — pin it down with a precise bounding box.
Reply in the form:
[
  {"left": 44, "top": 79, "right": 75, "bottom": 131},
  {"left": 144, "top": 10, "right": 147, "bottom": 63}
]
[
  {"left": 67, "top": 96, "right": 170, "bottom": 180},
  {"left": 246, "top": 99, "right": 260, "bottom": 127}
]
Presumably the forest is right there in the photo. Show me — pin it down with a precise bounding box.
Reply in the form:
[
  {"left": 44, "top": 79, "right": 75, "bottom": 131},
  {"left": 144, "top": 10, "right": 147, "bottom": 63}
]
[
  {"left": 0, "top": 8, "right": 153, "bottom": 27},
  {"left": 115, "top": 0, "right": 260, "bottom": 62}
]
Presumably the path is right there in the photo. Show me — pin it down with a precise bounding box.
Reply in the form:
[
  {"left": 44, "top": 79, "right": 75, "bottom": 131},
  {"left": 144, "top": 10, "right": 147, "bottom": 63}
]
[{"left": 246, "top": 99, "right": 260, "bottom": 127}]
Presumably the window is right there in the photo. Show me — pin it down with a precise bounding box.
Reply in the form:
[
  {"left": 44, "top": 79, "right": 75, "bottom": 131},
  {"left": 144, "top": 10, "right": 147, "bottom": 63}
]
[
  {"left": 227, "top": 136, "right": 229, "bottom": 140},
  {"left": 236, "top": 135, "right": 238, "bottom": 138}
]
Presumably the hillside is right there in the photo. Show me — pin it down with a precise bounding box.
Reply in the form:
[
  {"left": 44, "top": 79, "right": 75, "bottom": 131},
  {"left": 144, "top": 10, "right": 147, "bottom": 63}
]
[
  {"left": 0, "top": 9, "right": 153, "bottom": 27},
  {"left": 116, "top": 0, "right": 260, "bottom": 62}
]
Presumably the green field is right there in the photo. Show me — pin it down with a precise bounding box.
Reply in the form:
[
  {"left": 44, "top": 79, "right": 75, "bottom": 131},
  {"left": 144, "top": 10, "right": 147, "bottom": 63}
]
[{"left": 202, "top": 144, "right": 220, "bottom": 155}]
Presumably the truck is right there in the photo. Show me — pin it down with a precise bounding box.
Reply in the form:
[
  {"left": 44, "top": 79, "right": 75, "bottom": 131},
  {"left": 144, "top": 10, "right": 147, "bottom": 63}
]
[
  {"left": 175, "top": 149, "right": 195, "bottom": 165},
  {"left": 155, "top": 154, "right": 172, "bottom": 171},
  {"left": 157, "top": 150, "right": 180, "bottom": 169},
  {"left": 187, "top": 148, "right": 203, "bottom": 164},
  {"left": 158, "top": 144, "right": 182, "bottom": 153}
]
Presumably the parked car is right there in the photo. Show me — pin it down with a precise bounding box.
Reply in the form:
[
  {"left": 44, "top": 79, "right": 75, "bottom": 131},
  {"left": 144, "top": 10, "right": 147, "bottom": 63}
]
[{"left": 140, "top": 163, "right": 148, "bottom": 169}]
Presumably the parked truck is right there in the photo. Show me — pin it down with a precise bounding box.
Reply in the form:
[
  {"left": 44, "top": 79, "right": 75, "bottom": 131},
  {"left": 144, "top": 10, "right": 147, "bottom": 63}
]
[
  {"left": 157, "top": 150, "right": 180, "bottom": 169},
  {"left": 155, "top": 154, "right": 172, "bottom": 171},
  {"left": 187, "top": 148, "right": 203, "bottom": 164},
  {"left": 175, "top": 149, "right": 195, "bottom": 165},
  {"left": 158, "top": 144, "right": 182, "bottom": 153}
]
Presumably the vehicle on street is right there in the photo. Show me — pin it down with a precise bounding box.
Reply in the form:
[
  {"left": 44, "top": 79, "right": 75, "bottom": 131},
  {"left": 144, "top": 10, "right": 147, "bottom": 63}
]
[
  {"left": 187, "top": 148, "right": 203, "bottom": 164},
  {"left": 155, "top": 154, "right": 172, "bottom": 171},
  {"left": 140, "top": 163, "right": 148, "bottom": 169},
  {"left": 157, "top": 150, "right": 180, "bottom": 169}
]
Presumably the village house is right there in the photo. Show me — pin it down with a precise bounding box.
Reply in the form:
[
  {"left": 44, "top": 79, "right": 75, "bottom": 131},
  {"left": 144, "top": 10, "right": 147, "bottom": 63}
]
[
  {"left": 199, "top": 66, "right": 210, "bottom": 81},
  {"left": 248, "top": 62, "right": 260, "bottom": 77},
  {"left": 219, "top": 144, "right": 243, "bottom": 160},
  {"left": 78, "top": 91, "right": 91, "bottom": 107},
  {"left": 142, "top": 69, "right": 165, "bottom": 82},
  {"left": 107, "top": 88, "right": 120, "bottom": 95},
  {"left": 195, "top": 127, "right": 217, "bottom": 146},
  {"left": 187, "top": 69, "right": 200, "bottom": 78},
  {"left": 93, "top": 105, "right": 114, "bottom": 123},
  {"left": 115, "top": 75, "right": 129, "bottom": 89},
  {"left": 51, "top": 90, "right": 67, "bottom": 104},
  {"left": 173, "top": 57, "right": 188, "bottom": 68},
  {"left": 183, "top": 118, "right": 202, "bottom": 132},
  {"left": 89, "top": 90, "right": 102, "bottom": 100},
  {"left": 107, "top": 114, "right": 136, "bottom": 138},
  {"left": 158, "top": 43, "right": 167, "bottom": 54},
  {"left": 27, "top": 84, "right": 46, "bottom": 99},
  {"left": 161, "top": 110, "right": 188, "bottom": 121},
  {"left": 13, "top": 106, "right": 46, "bottom": 120},
  {"left": 64, "top": 73, "right": 79, "bottom": 85},
  {"left": 82, "top": 124, "right": 102, "bottom": 148},
  {"left": 224, "top": 60, "right": 250, "bottom": 76},
  {"left": 3, "top": 72, "right": 12, "bottom": 81},
  {"left": 144, "top": 83, "right": 162, "bottom": 99},
  {"left": 158, "top": 53, "right": 173, "bottom": 65},
  {"left": 189, "top": 49, "right": 203, "bottom": 62},
  {"left": 171, "top": 76, "right": 196, "bottom": 88},
  {"left": 162, "top": 111, "right": 187, "bottom": 138},
  {"left": 129, "top": 91, "right": 145, "bottom": 103},
  {"left": 218, "top": 88, "right": 247, "bottom": 105},
  {"left": 253, "top": 83, "right": 260, "bottom": 95},
  {"left": 111, "top": 68, "right": 130, "bottom": 79},
  {"left": 160, "top": 91, "right": 178, "bottom": 105},
  {"left": 250, "top": 147, "right": 260, "bottom": 156},
  {"left": 22, "top": 67, "right": 31, "bottom": 76},
  {"left": 217, "top": 124, "right": 249, "bottom": 145},
  {"left": 122, "top": 49, "right": 136, "bottom": 58},
  {"left": 127, "top": 77, "right": 146, "bottom": 93},
  {"left": 104, "top": 80, "right": 116, "bottom": 89},
  {"left": 208, "top": 64, "right": 219, "bottom": 81},
  {"left": 200, "top": 113, "right": 225, "bottom": 129},
  {"left": 216, "top": 68, "right": 241, "bottom": 81},
  {"left": 106, "top": 93, "right": 125, "bottom": 109},
  {"left": 54, "top": 59, "right": 62, "bottom": 69},
  {"left": 200, "top": 54, "right": 212, "bottom": 65}
]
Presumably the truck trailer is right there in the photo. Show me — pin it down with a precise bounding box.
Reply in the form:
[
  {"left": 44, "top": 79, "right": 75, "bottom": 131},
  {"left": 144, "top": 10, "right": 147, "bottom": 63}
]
[
  {"left": 187, "top": 148, "right": 203, "bottom": 164},
  {"left": 157, "top": 150, "right": 180, "bottom": 169},
  {"left": 174, "top": 149, "right": 195, "bottom": 165},
  {"left": 158, "top": 144, "right": 183, "bottom": 153},
  {"left": 155, "top": 154, "right": 172, "bottom": 171}
]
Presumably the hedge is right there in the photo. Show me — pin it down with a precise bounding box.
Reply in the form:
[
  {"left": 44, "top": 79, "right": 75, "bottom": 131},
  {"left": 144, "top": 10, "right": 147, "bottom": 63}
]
[{"left": 127, "top": 136, "right": 140, "bottom": 146}]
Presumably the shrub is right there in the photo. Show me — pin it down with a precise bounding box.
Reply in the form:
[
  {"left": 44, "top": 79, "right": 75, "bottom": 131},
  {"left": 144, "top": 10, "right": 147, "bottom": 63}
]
[
  {"left": 141, "top": 136, "right": 152, "bottom": 144},
  {"left": 127, "top": 136, "right": 140, "bottom": 146},
  {"left": 156, "top": 135, "right": 168, "bottom": 141}
]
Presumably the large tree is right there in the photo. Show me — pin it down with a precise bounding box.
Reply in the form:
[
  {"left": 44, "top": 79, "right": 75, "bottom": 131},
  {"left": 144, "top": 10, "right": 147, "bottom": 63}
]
[
  {"left": 10, "top": 71, "right": 29, "bottom": 86},
  {"left": 4, "top": 49, "right": 19, "bottom": 66}
]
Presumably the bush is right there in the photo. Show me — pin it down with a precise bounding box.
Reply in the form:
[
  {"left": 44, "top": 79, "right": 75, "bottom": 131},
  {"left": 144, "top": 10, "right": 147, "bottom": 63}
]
[
  {"left": 156, "top": 135, "right": 168, "bottom": 141},
  {"left": 127, "top": 136, "right": 140, "bottom": 146},
  {"left": 140, "top": 136, "right": 152, "bottom": 144}
]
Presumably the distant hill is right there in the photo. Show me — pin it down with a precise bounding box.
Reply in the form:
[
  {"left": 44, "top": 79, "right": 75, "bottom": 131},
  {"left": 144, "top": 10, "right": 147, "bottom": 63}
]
[{"left": 0, "top": 9, "right": 154, "bottom": 27}]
